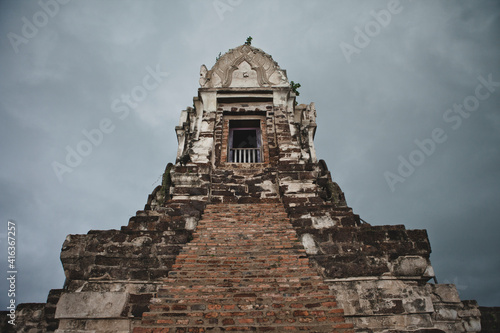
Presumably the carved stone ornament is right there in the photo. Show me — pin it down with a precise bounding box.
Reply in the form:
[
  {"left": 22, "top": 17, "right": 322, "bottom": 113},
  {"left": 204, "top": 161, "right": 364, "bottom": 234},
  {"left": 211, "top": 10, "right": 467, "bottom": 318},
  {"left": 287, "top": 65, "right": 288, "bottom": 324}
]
[
  {"left": 199, "top": 64, "right": 208, "bottom": 87},
  {"left": 199, "top": 44, "right": 289, "bottom": 88}
]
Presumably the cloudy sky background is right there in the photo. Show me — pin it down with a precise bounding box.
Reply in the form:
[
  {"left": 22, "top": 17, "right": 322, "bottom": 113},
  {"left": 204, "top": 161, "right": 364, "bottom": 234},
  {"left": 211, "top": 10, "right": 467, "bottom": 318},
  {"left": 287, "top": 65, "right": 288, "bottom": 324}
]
[{"left": 1, "top": 0, "right": 499, "bottom": 308}]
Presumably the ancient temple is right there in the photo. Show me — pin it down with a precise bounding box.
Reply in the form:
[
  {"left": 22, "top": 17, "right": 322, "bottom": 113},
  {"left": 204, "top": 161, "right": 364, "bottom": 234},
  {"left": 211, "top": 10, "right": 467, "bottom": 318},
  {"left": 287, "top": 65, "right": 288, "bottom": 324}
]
[{"left": 3, "top": 44, "right": 483, "bottom": 332}]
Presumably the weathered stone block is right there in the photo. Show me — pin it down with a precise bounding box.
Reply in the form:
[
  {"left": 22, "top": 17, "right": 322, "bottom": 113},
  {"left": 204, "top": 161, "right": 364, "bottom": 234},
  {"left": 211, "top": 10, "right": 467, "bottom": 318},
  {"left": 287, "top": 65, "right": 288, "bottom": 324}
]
[
  {"left": 56, "top": 318, "right": 130, "bottom": 332},
  {"left": 392, "top": 256, "right": 429, "bottom": 277},
  {"left": 427, "top": 284, "right": 462, "bottom": 303},
  {"left": 55, "top": 292, "right": 129, "bottom": 319}
]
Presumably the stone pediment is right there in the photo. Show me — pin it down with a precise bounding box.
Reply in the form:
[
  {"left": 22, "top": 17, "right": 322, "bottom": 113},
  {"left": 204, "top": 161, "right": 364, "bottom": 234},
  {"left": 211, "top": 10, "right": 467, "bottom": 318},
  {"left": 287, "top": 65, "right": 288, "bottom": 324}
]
[{"left": 199, "top": 44, "right": 289, "bottom": 88}]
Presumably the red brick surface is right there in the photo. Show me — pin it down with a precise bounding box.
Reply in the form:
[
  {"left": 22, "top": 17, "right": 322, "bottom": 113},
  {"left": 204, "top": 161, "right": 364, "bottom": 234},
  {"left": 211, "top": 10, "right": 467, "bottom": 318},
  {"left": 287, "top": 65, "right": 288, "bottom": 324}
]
[{"left": 134, "top": 203, "right": 353, "bottom": 332}]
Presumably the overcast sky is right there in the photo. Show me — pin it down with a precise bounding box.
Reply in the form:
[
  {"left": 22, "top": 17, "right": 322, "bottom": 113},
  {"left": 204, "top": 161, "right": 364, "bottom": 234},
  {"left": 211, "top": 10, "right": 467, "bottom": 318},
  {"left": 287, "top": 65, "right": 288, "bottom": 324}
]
[{"left": 1, "top": 0, "right": 499, "bottom": 309}]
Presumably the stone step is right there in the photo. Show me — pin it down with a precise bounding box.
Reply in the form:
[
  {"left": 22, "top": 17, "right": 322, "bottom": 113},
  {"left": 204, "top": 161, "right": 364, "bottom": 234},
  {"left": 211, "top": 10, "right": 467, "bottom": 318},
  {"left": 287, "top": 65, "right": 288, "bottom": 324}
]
[
  {"left": 150, "top": 295, "right": 337, "bottom": 306},
  {"left": 174, "top": 253, "right": 306, "bottom": 259},
  {"left": 202, "top": 211, "right": 287, "bottom": 216},
  {"left": 202, "top": 204, "right": 284, "bottom": 209},
  {"left": 175, "top": 253, "right": 307, "bottom": 260},
  {"left": 168, "top": 266, "right": 312, "bottom": 274},
  {"left": 174, "top": 254, "right": 306, "bottom": 259},
  {"left": 186, "top": 237, "right": 300, "bottom": 242},
  {"left": 157, "top": 285, "right": 330, "bottom": 297},
  {"left": 167, "top": 266, "right": 313, "bottom": 273},
  {"left": 170, "top": 262, "right": 310, "bottom": 269},
  {"left": 140, "top": 309, "right": 347, "bottom": 327},
  {"left": 179, "top": 244, "right": 303, "bottom": 250},
  {"left": 186, "top": 241, "right": 299, "bottom": 246},
  {"left": 192, "top": 222, "right": 290, "bottom": 227},
  {"left": 189, "top": 225, "right": 292, "bottom": 230},
  {"left": 176, "top": 250, "right": 307, "bottom": 257},
  {"left": 189, "top": 237, "right": 295, "bottom": 241},
  {"left": 177, "top": 249, "right": 304, "bottom": 256},
  {"left": 202, "top": 209, "right": 286, "bottom": 213},
  {"left": 162, "top": 276, "right": 323, "bottom": 284},
  {"left": 168, "top": 272, "right": 316, "bottom": 279},
  {"left": 156, "top": 288, "right": 331, "bottom": 298},
  {"left": 171, "top": 259, "right": 310, "bottom": 267},
  {"left": 159, "top": 276, "right": 326, "bottom": 285},
  {"left": 190, "top": 232, "right": 295, "bottom": 237},
  {"left": 168, "top": 273, "right": 319, "bottom": 281},
  {"left": 134, "top": 323, "right": 353, "bottom": 332},
  {"left": 198, "top": 218, "right": 289, "bottom": 223},
  {"left": 179, "top": 246, "right": 306, "bottom": 252},
  {"left": 140, "top": 315, "right": 346, "bottom": 329},
  {"left": 148, "top": 298, "right": 338, "bottom": 311},
  {"left": 191, "top": 230, "right": 292, "bottom": 234},
  {"left": 189, "top": 223, "right": 293, "bottom": 228},
  {"left": 202, "top": 208, "right": 287, "bottom": 212},
  {"left": 186, "top": 234, "right": 299, "bottom": 241},
  {"left": 195, "top": 216, "right": 289, "bottom": 219},
  {"left": 167, "top": 266, "right": 313, "bottom": 275}
]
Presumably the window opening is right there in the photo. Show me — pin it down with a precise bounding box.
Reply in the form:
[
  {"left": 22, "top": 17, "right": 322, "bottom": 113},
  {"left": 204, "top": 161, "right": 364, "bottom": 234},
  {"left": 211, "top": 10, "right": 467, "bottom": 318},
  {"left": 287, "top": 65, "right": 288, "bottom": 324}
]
[{"left": 228, "top": 120, "right": 262, "bottom": 163}]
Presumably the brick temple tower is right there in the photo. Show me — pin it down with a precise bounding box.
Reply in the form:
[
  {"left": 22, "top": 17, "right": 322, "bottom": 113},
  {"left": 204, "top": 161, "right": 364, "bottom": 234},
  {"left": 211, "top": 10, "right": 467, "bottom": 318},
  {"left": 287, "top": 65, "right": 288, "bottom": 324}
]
[{"left": 5, "top": 44, "right": 482, "bottom": 332}]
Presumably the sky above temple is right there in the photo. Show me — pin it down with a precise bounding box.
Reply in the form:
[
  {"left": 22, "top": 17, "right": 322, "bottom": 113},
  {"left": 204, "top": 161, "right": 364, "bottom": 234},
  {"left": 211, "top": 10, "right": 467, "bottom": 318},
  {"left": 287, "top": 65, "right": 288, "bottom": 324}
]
[{"left": 1, "top": 0, "right": 499, "bottom": 307}]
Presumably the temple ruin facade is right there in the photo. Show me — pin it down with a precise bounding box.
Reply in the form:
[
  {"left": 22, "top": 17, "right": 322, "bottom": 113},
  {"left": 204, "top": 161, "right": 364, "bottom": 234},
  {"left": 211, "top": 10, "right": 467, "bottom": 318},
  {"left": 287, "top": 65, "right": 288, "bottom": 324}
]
[{"left": 2, "top": 44, "right": 484, "bottom": 332}]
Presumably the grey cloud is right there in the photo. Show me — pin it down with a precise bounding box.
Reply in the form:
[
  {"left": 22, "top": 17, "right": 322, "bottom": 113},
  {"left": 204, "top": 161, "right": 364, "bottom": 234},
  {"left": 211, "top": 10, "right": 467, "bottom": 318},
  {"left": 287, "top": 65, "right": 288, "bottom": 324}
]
[{"left": 1, "top": 0, "right": 499, "bottom": 307}]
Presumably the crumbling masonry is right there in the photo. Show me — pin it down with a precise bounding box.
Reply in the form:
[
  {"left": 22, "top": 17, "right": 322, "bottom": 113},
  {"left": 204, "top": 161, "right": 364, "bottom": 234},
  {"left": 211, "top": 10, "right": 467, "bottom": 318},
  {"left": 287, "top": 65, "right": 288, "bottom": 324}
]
[{"left": 3, "top": 44, "right": 483, "bottom": 332}]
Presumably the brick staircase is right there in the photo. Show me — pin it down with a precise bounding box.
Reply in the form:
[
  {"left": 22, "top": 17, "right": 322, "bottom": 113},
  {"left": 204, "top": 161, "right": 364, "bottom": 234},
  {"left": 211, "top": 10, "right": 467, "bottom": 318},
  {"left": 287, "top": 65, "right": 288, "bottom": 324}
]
[{"left": 134, "top": 203, "right": 353, "bottom": 332}]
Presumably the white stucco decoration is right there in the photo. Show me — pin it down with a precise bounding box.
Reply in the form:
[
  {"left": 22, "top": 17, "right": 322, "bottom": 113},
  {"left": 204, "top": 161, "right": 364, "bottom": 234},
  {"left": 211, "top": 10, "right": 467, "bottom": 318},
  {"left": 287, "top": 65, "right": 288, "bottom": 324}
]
[
  {"left": 200, "top": 44, "right": 288, "bottom": 88},
  {"left": 185, "top": 217, "right": 198, "bottom": 230},
  {"left": 311, "top": 216, "right": 336, "bottom": 229},
  {"left": 301, "top": 234, "right": 318, "bottom": 254}
]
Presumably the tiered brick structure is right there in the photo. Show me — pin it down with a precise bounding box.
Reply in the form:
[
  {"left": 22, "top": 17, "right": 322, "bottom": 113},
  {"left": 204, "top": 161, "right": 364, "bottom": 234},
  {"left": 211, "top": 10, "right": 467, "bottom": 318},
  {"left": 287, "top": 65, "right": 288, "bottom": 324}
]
[
  {"left": 2, "top": 44, "right": 482, "bottom": 332},
  {"left": 136, "top": 203, "right": 352, "bottom": 332}
]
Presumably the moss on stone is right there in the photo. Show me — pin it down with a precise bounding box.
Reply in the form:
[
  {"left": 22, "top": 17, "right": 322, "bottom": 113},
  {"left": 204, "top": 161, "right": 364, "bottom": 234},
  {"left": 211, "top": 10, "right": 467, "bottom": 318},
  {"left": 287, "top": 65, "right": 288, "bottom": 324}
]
[
  {"left": 325, "top": 180, "right": 340, "bottom": 205},
  {"left": 159, "top": 163, "right": 174, "bottom": 204}
]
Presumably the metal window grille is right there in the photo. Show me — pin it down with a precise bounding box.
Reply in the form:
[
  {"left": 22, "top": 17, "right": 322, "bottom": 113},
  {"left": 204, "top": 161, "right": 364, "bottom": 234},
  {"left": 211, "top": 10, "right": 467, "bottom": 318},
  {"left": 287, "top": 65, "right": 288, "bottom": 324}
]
[{"left": 230, "top": 148, "right": 262, "bottom": 163}]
